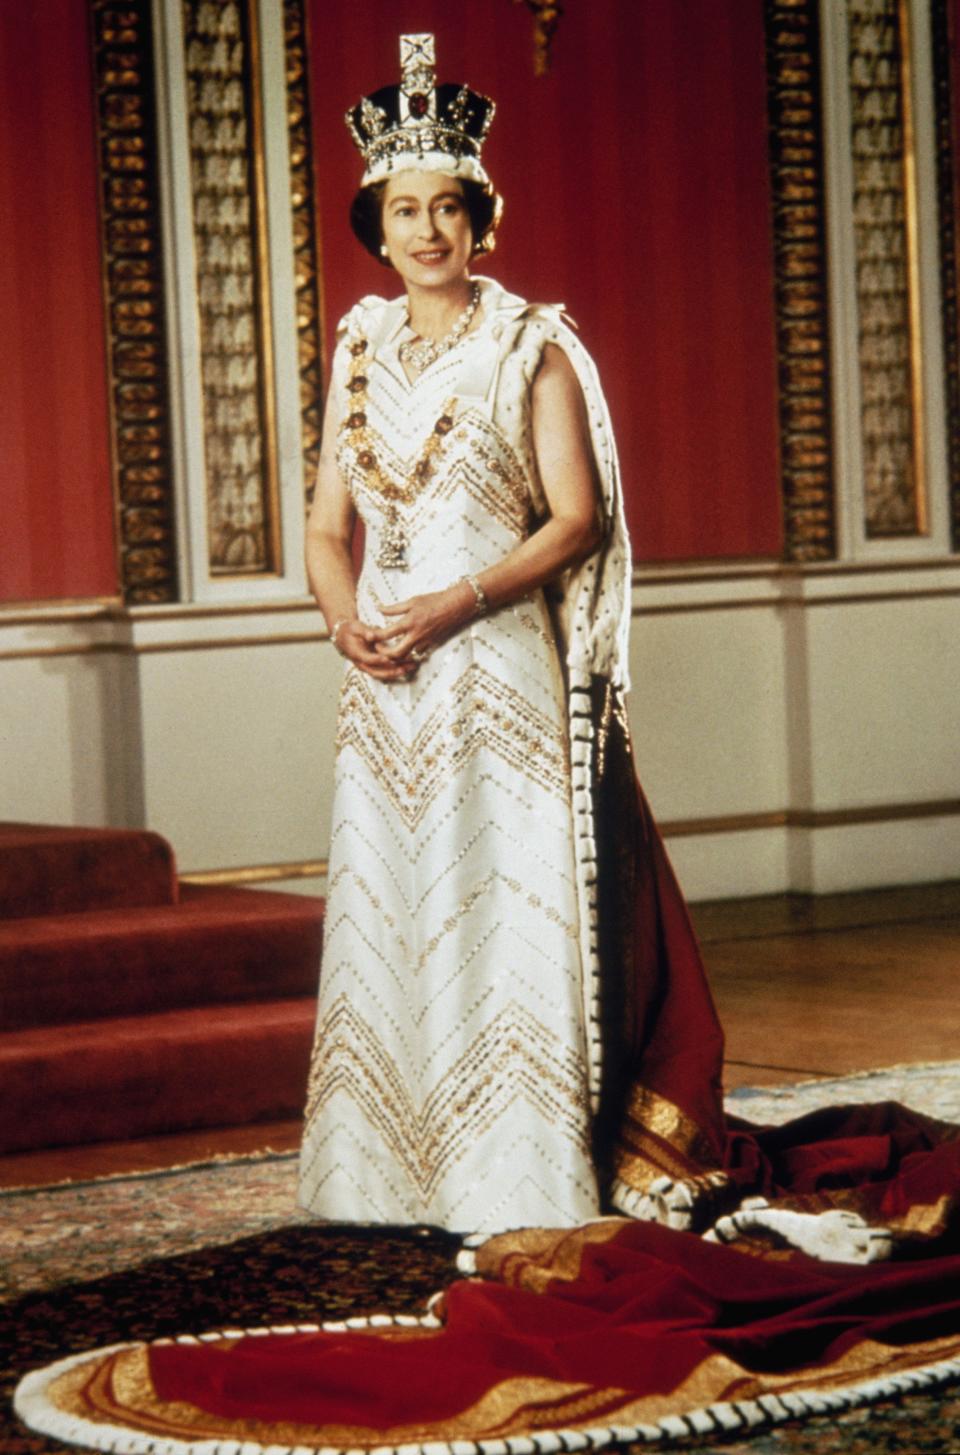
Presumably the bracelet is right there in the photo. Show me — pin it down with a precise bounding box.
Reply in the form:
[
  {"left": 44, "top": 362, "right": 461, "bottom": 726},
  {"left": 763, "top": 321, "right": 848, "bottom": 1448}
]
[
  {"left": 460, "top": 573, "right": 488, "bottom": 617},
  {"left": 330, "top": 616, "right": 349, "bottom": 652}
]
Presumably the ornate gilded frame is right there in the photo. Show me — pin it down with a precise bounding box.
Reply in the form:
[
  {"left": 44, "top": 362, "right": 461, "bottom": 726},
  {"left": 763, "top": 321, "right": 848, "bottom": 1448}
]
[
  {"left": 89, "top": 0, "right": 178, "bottom": 604},
  {"left": 845, "top": 0, "right": 927, "bottom": 539},
  {"left": 763, "top": 0, "right": 838, "bottom": 562},
  {"left": 282, "top": 0, "right": 325, "bottom": 506},
  {"left": 931, "top": 0, "right": 960, "bottom": 551},
  {"left": 90, "top": 0, "right": 325, "bottom": 601},
  {"left": 179, "top": 0, "right": 282, "bottom": 577}
]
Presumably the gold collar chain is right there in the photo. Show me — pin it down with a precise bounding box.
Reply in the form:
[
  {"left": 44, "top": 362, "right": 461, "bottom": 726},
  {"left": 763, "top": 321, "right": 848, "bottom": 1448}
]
[{"left": 341, "top": 336, "right": 456, "bottom": 569}]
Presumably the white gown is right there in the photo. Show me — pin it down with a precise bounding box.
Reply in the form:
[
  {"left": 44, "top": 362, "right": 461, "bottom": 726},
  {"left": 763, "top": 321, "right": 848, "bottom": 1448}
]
[{"left": 298, "top": 277, "right": 630, "bottom": 1234}]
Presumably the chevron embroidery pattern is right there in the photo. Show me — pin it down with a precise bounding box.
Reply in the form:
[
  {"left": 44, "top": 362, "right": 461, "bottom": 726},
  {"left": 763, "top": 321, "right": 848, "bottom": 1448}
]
[{"left": 298, "top": 286, "right": 603, "bottom": 1234}]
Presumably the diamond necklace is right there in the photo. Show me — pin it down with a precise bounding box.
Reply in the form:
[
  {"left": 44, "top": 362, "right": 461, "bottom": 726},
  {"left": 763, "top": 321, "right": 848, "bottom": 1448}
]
[{"left": 398, "top": 281, "right": 482, "bottom": 376}]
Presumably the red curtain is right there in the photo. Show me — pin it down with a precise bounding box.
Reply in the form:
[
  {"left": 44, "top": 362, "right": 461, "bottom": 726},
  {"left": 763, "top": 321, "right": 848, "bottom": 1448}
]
[
  {"left": 0, "top": 1, "right": 117, "bottom": 604},
  {"left": 307, "top": 0, "right": 783, "bottom": 562}
]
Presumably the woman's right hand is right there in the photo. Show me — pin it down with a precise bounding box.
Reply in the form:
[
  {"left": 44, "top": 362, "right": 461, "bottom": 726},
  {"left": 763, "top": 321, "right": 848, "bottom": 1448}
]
[{"left": 334, "top": 617, "right": 418, "bottom": 681}]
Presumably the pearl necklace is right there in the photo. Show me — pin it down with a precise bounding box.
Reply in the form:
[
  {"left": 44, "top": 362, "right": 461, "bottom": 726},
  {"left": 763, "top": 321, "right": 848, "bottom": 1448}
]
[{"left": 398, "top": 281, "right": 482, "bottom": 376}]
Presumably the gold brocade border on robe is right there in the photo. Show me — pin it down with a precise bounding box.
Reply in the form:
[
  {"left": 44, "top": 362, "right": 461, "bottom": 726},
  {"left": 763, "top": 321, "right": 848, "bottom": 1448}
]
[
  {"left": 471, "top": 1219, "right": 627, "bottom": 1292},
  {"left": 886, "top": 1193, "right": 956, "bottom": 1239},
  {"left": 817, "top": 1188, "right": 958, "bottom": 1243},
  {"left": 49, "top": 1347, "right": 625, "bottom": 1445},
  {"left": 612, "top": 1082, "right": 724, "bottom": 1190},
  {"left": 43, "top": 1326, "right": 960, "bottom": 1449},
  {"left": 599, "top": 1332, "right": 960, "bottom": 1425}
]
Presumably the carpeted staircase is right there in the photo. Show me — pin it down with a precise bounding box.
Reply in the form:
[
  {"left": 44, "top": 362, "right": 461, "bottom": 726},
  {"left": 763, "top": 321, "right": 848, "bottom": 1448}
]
[{"left": 0, "top": 823, "right": 324, "bottom": 1154}]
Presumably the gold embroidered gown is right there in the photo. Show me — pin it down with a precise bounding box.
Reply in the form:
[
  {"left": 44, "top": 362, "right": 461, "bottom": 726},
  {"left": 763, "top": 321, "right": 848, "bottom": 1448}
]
[{"left": 298, "top": 277, "right": 631, "bottom": 1234}]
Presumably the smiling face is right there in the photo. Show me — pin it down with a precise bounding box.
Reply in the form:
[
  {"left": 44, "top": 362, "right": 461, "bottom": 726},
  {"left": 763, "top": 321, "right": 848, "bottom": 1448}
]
[{"left": 380, "top": 171, "right": 474, "bottom": 291}]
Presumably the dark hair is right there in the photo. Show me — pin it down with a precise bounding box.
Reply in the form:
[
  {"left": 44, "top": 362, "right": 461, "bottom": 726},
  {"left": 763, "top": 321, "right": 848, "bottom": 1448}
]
[{"left": 349, "top": 176, "right": 503, "bottom": 266}]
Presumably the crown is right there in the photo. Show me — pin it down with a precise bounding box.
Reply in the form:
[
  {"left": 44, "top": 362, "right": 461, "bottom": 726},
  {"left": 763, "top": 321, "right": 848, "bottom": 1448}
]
[{"left": 346, "top": 34, "right": 495, "bottom": 189}]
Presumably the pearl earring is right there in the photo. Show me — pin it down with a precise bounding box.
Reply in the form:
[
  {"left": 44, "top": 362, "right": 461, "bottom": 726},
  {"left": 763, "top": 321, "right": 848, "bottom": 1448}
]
[{"left": 380, "top": 243, "right": 388, "bottom": 257}]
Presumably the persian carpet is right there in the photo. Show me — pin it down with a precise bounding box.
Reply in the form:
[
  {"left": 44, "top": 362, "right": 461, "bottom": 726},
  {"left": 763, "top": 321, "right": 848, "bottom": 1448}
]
[
  {"left": 5, "top": 1059, "right": 959, "bottom": 1301},
  {"left": 7, "top": 1062, "right": 960, "bottom": 1455},
  {"left": 0, "top": 1151, "right": 311, "bottom": 1301},
  {"left": 5, "top": 1221, "right": 960, "bottom": 1455}
]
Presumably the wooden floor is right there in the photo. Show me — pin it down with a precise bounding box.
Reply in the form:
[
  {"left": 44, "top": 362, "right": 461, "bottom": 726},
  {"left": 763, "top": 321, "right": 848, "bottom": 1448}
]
[
  {"left": 3, "top": 882, "right": 959, "bottom": 1189},
  {"left": 703, "top": 895, "right": 960, "bottom": 1090}
]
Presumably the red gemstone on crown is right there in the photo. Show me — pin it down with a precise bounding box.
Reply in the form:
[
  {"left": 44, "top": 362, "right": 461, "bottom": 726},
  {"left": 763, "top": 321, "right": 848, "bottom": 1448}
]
[{"left": 409, "top": 93, "right": 429, "bottom": 118}]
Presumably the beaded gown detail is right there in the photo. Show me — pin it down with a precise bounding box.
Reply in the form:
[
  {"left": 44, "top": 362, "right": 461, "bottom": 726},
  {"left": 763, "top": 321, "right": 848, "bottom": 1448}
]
[{"left": 298, "top": 279, "right": 628, "bottom": 1234}]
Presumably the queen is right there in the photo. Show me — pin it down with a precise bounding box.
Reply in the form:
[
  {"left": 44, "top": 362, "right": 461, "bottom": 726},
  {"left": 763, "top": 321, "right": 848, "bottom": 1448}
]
[{"left": 297, "top": 33, "right": 636, "bottom": 1235}]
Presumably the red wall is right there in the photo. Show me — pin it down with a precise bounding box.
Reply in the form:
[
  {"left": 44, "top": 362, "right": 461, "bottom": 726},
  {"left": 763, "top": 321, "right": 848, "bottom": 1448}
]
[
  {"left": 0, "top": 1, "right": 118, "bottom": 604},
  {"left": 307, "top": 0, "right": 783, "bottom": 561},
  {"left": 0, "top": 1, "right": 782, "bottom": 608}
]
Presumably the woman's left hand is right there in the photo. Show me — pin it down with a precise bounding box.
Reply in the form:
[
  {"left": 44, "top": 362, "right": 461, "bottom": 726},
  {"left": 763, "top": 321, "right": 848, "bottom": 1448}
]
[{"left": 369, "top": 582, "right": 475, "bottom": 667}]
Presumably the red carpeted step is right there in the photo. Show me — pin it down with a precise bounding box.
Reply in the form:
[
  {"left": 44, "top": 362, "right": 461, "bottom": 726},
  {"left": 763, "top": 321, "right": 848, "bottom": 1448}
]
[
  {"left": 0, "top": 822, "right": 179, "bottom": 920},
  {"left": 0, "top": 997, "right": 318, "bottom": 1153},
  {"left": 0, "top": 884, "right": 324, "bottom": 1030}
]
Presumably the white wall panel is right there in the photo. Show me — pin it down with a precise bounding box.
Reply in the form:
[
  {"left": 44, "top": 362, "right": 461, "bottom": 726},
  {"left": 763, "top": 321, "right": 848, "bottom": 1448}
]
[
  {"left": 137, "top": 637, "right": 339, "bottom": 872},
  {"left": 667, "top": 827, "right": 790, "bottom": 903},
  {"left": 628, "top": 603, "right": 788, "bottom": 823},
  {"left": 803, "top": 596, "right": 960, "bottom": 807},
  {"left": 801, "top": 816, "right": 960, "bottom": 895},
  {"left": 1, "top": 656, "right": 103, "bottom": 825}
]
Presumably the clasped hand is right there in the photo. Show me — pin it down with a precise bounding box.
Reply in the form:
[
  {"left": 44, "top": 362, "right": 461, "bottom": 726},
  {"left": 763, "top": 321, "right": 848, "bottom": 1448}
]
[{"left": 336, "top": 583, "right": 473, "bottom": 681}]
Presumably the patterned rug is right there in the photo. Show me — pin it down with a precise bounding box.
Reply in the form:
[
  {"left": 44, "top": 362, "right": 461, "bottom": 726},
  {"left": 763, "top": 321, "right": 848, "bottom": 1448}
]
[
  {"left": 0, "top": 1151, "right": 310, "bottom": 1301},
  {"left": 4, "top": 1061, "right": 960, "bottom": 1454},
  {"left": 725, "top": 1059, "right": 960, "bottom": 1127},
  {"left": 7, "top": 1060, "right": 960, "bottom": 1303}
]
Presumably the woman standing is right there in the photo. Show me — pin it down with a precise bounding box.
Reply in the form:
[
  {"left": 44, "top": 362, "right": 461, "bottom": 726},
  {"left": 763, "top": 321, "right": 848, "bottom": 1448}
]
[
  {"left": 298, "top": 34, "right": 632, "bottom": 1234},
  {"left": 27, "top": 33, "right": 937, "bottom": 1455}
]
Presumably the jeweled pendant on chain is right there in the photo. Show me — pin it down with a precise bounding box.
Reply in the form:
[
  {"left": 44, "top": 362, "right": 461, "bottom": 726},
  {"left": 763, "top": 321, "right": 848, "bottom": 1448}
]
[{"left": 377, "top": 508, "right": 407, "bottom": 569}]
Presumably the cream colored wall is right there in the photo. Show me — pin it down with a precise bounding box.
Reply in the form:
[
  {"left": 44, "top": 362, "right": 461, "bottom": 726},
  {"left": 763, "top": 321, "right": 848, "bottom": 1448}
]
[
  {"left": 3, "top": 560, "right": 958, "bottom": 903},
  {"left": 630, "top": 562, "right": 960, "bottom": 898}
]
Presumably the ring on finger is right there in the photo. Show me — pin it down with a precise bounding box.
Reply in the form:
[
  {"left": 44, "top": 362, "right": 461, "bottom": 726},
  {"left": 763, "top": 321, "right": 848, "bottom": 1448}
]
[{"left": 409, "top": 647, "right": 427, "bottom": 663}]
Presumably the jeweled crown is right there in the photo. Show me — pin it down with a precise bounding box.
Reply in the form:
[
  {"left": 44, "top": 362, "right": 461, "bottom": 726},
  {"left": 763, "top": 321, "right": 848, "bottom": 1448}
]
[{"left": 346, "top": 34, "right": 495, "bottom": 188}]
